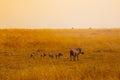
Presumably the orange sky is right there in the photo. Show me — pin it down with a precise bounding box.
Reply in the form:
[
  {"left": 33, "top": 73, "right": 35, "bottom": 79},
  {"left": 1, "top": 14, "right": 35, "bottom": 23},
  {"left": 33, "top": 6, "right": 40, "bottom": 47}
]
[{"left": 0, "top": 0, "right": 120, "bottom": 28}]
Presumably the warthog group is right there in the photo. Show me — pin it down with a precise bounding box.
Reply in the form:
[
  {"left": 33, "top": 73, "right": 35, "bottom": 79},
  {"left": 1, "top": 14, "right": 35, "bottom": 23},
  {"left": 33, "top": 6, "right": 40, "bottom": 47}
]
[
  {"left": 30, "top": 52, "right": 63, "bottom": 59},
  {"left": 30, "top": 48, "right": 84, "bottom": 61}
]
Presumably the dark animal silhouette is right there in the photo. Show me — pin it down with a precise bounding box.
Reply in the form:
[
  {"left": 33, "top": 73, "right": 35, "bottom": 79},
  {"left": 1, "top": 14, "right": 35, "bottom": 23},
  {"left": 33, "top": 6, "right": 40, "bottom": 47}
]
[
  {"left": 30, "top": 52, "right": 35, "bottom": 59},
  {"left": 40, "top": 53, "right": 46, "bottom": 57},
  {"left": 55, "top": 53, "right": 63, "bottom": 59},
  {"left": 70, "top": 48, "right": 84, "bottom": 61}
]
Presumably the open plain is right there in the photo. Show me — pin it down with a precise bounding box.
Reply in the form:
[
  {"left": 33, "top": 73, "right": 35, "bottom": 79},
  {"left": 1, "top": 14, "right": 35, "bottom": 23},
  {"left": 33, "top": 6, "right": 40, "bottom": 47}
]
[{"left": 0, "top": 29, "right": 120, "bottom": 80}]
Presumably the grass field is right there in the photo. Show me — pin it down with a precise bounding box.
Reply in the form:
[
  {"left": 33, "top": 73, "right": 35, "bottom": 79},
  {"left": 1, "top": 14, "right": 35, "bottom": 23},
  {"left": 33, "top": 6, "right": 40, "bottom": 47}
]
[{"left": 0, "top": 29, "right": 120, "bottom": 80}]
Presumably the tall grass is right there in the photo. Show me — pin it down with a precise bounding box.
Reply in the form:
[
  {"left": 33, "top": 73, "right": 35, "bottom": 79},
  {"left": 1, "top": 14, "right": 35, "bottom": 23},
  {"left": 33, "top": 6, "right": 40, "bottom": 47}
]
[{"left": 0, "top": 29, "right": 120, "bottom": 80}]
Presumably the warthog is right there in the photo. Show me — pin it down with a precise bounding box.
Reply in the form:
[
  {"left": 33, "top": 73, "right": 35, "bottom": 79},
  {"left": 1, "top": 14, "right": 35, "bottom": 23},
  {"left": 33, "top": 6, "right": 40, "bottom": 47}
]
[
  {"left": 30, "top": 52, "right": 35, "bottom": 59},
  {"left": 70, "top": 48, "right": 84, "bottom": 61},
  {"left": 55, "top": 53, "right": 63, "bottom": 59},
  {"left": 40, "top": 53, "right": 46, "bottom": 57}
]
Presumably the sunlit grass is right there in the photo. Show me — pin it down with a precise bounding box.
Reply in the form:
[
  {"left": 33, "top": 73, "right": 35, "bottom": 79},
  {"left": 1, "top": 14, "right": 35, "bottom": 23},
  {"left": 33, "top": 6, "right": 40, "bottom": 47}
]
[{"left": 0, "top": 29, "right": 120, "bottom": 80}]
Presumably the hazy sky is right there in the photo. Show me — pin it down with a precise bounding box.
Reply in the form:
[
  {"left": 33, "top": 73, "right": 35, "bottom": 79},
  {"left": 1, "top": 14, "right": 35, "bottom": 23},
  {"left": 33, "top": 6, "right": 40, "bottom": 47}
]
[{"left": 0, "top": 0, "right": 120, "bottom": 28}]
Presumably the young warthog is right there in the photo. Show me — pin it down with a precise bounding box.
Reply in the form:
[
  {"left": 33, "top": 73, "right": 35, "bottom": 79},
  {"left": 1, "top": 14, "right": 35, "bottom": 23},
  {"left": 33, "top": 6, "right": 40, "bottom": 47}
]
[{"left": 55, "top": 53, "right": 63, "bottom": 59}]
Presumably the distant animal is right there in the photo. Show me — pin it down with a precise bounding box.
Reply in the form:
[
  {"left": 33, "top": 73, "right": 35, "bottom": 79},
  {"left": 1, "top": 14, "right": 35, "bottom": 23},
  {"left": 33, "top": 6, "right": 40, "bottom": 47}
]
[
  {"left": 30, "top": 52, "right": 35, "bottom": 59},
  {"left": 40, "top": 53, "right": 46, "bottom": 57},
  {"left": 49, "top": 54, "right": 54, "bottom": 58},
  {"left": 81, "top": 52, "right": 84, "bottom": 55},
  {"left": 70, "top": 48, "right": 84, "bottom": 61},
  {"left": 55, "top": 53, "right": 63, "bottom": 59}
]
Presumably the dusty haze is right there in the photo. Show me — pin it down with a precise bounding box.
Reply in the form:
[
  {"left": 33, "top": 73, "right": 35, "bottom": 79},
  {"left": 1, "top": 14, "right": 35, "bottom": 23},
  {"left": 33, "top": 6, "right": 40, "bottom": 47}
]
[{"left": 0, "top": 0, "right": 120, "bottom": 28}]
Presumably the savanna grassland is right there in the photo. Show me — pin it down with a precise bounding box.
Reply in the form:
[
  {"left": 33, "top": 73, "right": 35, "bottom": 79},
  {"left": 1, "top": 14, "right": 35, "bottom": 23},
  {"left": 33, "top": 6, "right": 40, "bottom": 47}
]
[{"left": 0, "top": 29, "right": 120, "bottom": 80}]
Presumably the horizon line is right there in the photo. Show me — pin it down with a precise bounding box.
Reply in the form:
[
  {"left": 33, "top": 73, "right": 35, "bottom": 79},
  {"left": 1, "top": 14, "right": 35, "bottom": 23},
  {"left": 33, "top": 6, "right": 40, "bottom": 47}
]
[{"left": 0, "top": 27, "right": 120, "bottom": 30}]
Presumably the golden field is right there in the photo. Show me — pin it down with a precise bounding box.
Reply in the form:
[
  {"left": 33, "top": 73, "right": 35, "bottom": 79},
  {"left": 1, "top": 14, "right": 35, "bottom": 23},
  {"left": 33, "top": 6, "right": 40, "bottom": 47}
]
[{"left": 0, "top": 29, "right": 120, "bottom": 80}]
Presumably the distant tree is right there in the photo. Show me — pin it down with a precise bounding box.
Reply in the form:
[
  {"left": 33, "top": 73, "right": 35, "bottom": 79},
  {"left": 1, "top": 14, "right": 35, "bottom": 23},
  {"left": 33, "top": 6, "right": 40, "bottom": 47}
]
[{"left": 89, "top": 27, "right": 92, "bottom": 29}]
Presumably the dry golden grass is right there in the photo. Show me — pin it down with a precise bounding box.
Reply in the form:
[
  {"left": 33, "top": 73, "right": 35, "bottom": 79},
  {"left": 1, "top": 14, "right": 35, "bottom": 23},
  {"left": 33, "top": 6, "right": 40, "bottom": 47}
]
[{"left": 0, "top": 29, "right": 120, "bottom": 80}]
